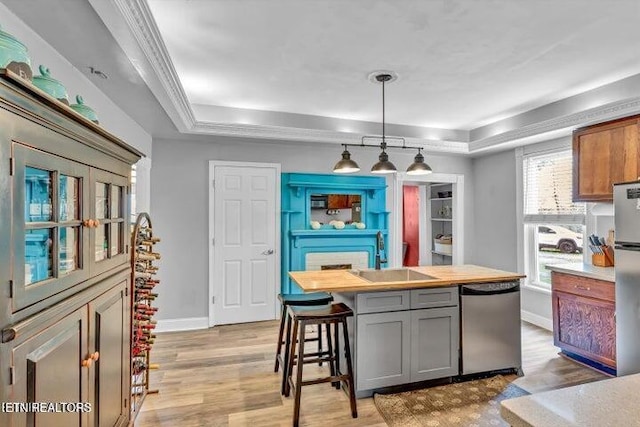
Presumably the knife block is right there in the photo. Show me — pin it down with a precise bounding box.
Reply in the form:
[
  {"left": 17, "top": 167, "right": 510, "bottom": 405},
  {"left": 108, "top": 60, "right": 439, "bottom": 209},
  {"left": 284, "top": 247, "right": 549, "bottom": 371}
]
[{"left": 592, "top": 250, "right": 614, "bottom": 267}]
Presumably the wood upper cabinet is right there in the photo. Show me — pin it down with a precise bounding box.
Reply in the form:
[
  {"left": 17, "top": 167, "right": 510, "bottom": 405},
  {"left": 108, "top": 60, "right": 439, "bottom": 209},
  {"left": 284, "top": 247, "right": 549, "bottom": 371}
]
[
  {"left": 328, "top": 194, "right": 349, "bottom": 209},
  {"left": 551, "top": 272, "right": 616, "bottom": 368},
  {"left": 573, "top": 115, "right": 640, "bottom": 202},
  {"left": 327, "top": 194, "right": 361, "bottom": 209}
]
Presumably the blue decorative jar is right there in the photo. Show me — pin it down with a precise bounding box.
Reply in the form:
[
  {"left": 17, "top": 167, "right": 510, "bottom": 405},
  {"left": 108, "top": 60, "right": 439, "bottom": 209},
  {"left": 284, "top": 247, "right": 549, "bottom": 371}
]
[
  {"left": 0, "top": 24, "right": 32, "bottom": 80},
  {"left": 70, "top": 95, "right": 99, "bottom": 124},
  {"left": 33, "top": 65, "right": 69, "bottom": 104}
]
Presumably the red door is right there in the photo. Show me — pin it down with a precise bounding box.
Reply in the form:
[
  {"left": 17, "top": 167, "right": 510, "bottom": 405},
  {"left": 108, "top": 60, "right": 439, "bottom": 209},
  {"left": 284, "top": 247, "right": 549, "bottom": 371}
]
[{"left": 402, "top": 186, "right": 419, "bottom": 266}]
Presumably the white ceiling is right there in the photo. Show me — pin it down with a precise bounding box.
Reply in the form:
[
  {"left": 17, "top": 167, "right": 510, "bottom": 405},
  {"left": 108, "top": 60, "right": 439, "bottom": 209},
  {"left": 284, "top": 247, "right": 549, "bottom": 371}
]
[
  {"left": 3, "top": 0, "right": 640, "bottom": 153},
  {"left": 147, "top": 0, "right": 640, "bottom": 130}
]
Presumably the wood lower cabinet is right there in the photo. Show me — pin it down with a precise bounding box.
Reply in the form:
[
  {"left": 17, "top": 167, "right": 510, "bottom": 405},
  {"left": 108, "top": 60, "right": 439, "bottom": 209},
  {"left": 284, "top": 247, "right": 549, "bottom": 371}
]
[
  {"left": 573, "top": 115, "right": 640, "bottom": 202},
  {"left": 11, "top": 305, "right": 89, "bottom": 427},
  {"left": 89, "top": 280, "right": 130, "bottom": 427},
  {"left": 4, "top": 276, "right": 130, "bottom": 427},
  {"left": 551, "top": 272, "right": 616, "bottom": 368}
]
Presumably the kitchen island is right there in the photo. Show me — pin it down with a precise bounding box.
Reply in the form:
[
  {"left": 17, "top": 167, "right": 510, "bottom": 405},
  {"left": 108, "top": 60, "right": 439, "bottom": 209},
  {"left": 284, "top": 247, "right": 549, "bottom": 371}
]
[{"left": 289, "top": 265, "right": 525, "bottom": 397}]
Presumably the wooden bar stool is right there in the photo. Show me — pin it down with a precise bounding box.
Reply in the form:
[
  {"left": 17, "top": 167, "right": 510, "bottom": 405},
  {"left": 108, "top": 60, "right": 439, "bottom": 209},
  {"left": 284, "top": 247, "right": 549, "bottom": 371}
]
[
  {"left": 284, "top": 302, "right": 357, "bottom": 427},
  {"left": 274, "top": 293, "right": 334, "bottom": 383}
]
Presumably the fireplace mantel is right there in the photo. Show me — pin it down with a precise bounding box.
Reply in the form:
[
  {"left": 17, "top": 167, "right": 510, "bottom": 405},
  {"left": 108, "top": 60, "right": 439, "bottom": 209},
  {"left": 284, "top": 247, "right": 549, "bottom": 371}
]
[{"left": 281, "top": 173, "right": 388, "bottom": 293}]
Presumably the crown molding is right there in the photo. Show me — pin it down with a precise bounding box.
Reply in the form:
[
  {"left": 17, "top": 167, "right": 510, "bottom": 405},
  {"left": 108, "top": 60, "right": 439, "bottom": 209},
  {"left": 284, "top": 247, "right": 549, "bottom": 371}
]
[
  {"left": 111, "top": 0, "right": 196, "bottom": 128},
  {"left": 469, "top": 96, "right": 640, "bottom": 152},
  {"left": 191, "top": 120, "right": 470, "bottom": 154}
]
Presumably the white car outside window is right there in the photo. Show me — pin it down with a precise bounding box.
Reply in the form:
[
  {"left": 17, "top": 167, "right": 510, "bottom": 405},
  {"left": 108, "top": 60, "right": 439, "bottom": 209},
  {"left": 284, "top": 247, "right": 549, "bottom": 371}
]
[{"left": 538, "top": 225, "right": 583, "bottom": 254}]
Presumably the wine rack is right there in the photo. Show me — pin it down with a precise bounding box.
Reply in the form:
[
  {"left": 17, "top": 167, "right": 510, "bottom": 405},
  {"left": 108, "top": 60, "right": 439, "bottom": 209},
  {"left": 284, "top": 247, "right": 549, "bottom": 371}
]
[{"left": 130, "top": 212, "right": 160, "bottom": 421}]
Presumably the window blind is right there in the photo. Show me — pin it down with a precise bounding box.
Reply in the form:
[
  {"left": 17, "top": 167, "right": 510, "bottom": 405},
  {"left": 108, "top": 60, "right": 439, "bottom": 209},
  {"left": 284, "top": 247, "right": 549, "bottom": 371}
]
[{"left": 523, "top": 150, "right": 585, "bottom": 224}]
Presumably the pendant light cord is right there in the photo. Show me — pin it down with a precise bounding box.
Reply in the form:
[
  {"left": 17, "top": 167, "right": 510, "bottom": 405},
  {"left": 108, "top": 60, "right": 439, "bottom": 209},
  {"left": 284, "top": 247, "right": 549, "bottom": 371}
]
[{"left": 381, "top": 77, "right": 386, "bottom": 148}]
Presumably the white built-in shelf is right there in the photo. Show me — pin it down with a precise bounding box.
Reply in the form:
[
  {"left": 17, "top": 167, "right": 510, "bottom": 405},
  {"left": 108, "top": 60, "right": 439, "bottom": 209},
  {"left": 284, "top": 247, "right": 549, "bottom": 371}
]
[
  {"left": 430, "top": 197, "right": 452, "bottom": 201},
  {"left": 432, "top": 251, "right": 452, "bottom": 257},
  {"left": 431, "top": 218, "right": 452, "bottom": 222}
]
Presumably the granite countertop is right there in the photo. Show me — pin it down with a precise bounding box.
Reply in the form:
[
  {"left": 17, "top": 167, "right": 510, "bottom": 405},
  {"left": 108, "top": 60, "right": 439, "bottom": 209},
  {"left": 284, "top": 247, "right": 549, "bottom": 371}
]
[
  {"left": 500, "top": 374, "right": 640, "bottom": 427},
  {"left": 546, "top": 262, "right": 615, "bottom": 282},
  {"left": 289, "top": 264, "right": 525, "bottom": 293}
]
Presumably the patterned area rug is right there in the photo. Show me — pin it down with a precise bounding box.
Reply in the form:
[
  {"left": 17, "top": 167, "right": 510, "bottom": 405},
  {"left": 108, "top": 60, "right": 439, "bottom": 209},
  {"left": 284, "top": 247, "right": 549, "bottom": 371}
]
[{"left": 374, "top": 375, "right": 529, "bottom": 427}]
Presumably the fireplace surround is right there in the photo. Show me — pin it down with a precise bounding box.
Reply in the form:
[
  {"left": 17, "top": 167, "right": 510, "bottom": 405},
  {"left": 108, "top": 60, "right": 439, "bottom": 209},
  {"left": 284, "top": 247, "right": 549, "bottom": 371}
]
[{"left": 281, "top": 173, "right": 388, "bottom": 293}]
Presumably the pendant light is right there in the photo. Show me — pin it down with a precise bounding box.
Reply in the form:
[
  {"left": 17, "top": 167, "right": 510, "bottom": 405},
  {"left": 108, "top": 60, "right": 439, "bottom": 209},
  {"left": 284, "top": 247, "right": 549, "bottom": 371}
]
[
  {"left": 333, "top": 145, "right": 360, "bottom": 173},
  {"left": 333, "top": 71, "right": 433, "bottom": 175},
  {"left": 406, "top": 149, "right": 433, "bottom": 175}
]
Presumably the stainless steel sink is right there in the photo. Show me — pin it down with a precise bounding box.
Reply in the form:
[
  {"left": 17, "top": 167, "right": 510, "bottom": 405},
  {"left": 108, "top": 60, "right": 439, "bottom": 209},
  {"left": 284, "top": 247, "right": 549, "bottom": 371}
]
[{"left": 349, "top": 268, "right": 437, "bottom": 283}]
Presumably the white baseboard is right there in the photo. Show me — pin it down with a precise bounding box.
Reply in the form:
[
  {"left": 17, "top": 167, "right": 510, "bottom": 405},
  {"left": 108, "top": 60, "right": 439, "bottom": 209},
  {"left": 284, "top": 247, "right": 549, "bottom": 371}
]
[
  {"left": 521, "top": 310, "right": 553, "bottom": 331},
  {"left": 155, "top": 317, "right": 209, "bottom": 333}
]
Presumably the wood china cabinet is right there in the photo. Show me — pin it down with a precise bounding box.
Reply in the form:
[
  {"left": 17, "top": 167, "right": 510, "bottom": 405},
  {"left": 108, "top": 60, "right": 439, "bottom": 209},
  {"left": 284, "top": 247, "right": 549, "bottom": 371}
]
[
  {"left": 551, "top": 272, "right": 616, "bottom": 370},
  {"left": 0, "top": 71, "right": 142, "bottom": 426},
  {"left": 573, "top": 115, "right": 640, "bottom": 202}
]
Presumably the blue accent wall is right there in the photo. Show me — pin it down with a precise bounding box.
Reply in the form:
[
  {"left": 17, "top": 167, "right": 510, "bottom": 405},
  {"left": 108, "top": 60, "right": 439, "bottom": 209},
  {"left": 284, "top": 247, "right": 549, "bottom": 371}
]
[{"left": 281, "top": 173, "right": 388, "bottom": 294}]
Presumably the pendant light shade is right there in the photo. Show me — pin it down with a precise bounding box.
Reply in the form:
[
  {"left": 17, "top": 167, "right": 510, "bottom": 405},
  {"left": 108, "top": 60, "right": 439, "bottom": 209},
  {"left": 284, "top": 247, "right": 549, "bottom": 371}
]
[
  {"left": 333, "top": 148, "right": 360, "bottom": 173},
  {"left": 406, "top": 150, "right": 432, "bottom": 175},
  {"left": 371, "top": 150, "right": 397, "bottom": 174}
]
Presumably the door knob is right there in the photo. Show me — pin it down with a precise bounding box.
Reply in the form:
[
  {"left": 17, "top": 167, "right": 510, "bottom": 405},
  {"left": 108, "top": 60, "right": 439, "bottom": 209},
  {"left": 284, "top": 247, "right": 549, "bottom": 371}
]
[
  {"left": 81, "top": 358, "right": 92, "bottom": 368},
  {"left": 262, "top": 249, "right": 274, "bottom": 255},
  {"left": 91, "top": 351, "right": 100, "bottom": 361}
]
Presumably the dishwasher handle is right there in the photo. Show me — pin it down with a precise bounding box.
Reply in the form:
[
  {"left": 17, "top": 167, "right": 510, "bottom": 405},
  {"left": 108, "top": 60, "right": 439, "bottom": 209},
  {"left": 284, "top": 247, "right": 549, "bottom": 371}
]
[{"left": 460, "top": 282, "right": 520, "bottom": 296}]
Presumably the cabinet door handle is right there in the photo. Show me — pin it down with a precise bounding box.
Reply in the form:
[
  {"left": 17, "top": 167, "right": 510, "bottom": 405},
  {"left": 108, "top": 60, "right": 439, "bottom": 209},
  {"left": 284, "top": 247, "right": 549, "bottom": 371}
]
[
  {"left": 574, "top": 285, "right": 591, "bottom": 291},
  {"left": 81, "top": 357, "right": 92, "bottom": 368},
  {"left": 83, "top": 219, "right": 93, "bottom": 227},
  {"left": 93, "top": 219, "right": 100, "bottom": 228},
  {"left": 91, "top": 351, "right": 100, "bottom": 361}
]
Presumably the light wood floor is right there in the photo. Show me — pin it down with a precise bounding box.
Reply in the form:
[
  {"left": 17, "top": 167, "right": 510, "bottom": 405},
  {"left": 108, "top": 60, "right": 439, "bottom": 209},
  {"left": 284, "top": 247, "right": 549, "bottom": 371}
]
[{"left": 135, "top": 321, "right": 607, "bottom": 427}]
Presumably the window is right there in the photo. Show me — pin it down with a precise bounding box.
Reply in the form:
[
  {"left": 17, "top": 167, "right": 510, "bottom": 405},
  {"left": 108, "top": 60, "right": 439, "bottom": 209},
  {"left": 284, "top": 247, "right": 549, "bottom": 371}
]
[{"left": 523, "top": 150, "right": 585, "bottom": 288}]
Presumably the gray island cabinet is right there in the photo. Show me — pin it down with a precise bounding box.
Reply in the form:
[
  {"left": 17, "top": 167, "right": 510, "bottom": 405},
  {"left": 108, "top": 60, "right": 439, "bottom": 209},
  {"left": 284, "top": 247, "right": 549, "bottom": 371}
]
[
  {"left": 335, "top": 286, "right": 459, "bottom": 397},
  {"left": 288, "top": 265, "right": 525, "bottom": 397}
]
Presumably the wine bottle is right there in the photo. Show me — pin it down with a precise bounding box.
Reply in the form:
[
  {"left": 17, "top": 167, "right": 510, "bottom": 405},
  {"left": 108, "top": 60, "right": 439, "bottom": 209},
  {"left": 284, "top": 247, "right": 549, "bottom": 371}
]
[
  {"left": 137, "top": 253, "right": 161, "bottom": 261},
  {"left": 137, "top": 252, "right": 161, "bottom": 260},
  {"left": 134, "top": 271, "right": 152, "bottom": 279}
]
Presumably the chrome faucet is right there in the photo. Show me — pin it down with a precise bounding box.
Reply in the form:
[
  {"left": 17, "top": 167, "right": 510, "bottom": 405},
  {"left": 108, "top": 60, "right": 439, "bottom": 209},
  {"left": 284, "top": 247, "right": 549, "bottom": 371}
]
[{"left": 375, "top": 231, "right": 387, "bottom": 270}]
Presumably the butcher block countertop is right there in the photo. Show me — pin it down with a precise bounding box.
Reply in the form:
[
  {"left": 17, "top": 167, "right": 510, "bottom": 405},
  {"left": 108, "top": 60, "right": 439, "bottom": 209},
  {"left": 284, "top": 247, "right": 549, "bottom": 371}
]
[{"left": 289, "top": 264, "right": 525, "bottom": 293}]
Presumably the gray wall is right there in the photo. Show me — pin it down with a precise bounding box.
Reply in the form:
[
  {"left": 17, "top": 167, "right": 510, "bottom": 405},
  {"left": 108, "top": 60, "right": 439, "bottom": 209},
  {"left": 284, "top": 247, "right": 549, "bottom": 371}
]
[
  {"left": 469, "top": 147, "right": 553, "bottom": 325},
  {"left": 151, "top": 136, "right": 473, "bottom": 321},
  {"left": 469, "top": 150, "right": 518, "bottom": 271}
]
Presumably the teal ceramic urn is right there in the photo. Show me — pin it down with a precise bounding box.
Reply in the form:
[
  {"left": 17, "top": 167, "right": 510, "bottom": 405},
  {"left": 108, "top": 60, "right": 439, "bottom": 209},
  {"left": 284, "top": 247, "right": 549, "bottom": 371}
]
[
  {"left": 33, "top": 65, "right": 69, "bottom": 104},
  {"left": 70, "top": 95, "right": 99, "bottom": 124},
  {"left": 0, "top": 24, "right": 32, "bottom": 80}
]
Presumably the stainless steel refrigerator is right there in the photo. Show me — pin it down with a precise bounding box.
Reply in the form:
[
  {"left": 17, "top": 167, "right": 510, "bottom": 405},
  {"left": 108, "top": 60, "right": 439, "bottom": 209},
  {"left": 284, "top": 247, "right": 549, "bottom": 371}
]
[{"left": 614, "top": 181, "right": 640, "bottom": 376}]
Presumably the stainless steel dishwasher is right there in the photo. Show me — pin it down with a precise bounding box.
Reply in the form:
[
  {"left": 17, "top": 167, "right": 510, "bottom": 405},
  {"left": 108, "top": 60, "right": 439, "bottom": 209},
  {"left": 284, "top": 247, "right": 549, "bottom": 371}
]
[{"left": 461, "top": 282, "right": 522, "bottom": 375}]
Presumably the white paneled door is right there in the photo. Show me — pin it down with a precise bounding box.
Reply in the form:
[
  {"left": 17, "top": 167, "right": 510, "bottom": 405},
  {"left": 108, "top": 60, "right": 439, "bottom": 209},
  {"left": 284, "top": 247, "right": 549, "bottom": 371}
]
[{"left": 210, "top": 163, "right": 279, "bottom": 325}]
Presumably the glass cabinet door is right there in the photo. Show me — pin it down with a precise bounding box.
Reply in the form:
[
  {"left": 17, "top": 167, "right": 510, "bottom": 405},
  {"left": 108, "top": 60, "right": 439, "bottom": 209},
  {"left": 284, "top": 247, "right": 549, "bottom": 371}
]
[
  {"left": 12, "top": 144, "right": 91, "bottom": 311},
  {"left": 89, "top": 168, "right": 129, "bottom": 276}
]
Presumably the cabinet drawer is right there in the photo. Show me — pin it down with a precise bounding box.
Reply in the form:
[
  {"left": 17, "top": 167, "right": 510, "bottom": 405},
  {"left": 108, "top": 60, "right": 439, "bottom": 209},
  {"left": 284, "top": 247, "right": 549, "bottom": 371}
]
[
  {"left": 356, "top": 291, "right": 410, "bottom": 314},
  {"left": 551, "top": 272, "right": 614, "bottom": 302},
  {"left": 411, "top": 287, "right": 458, "bottom": 309}
]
